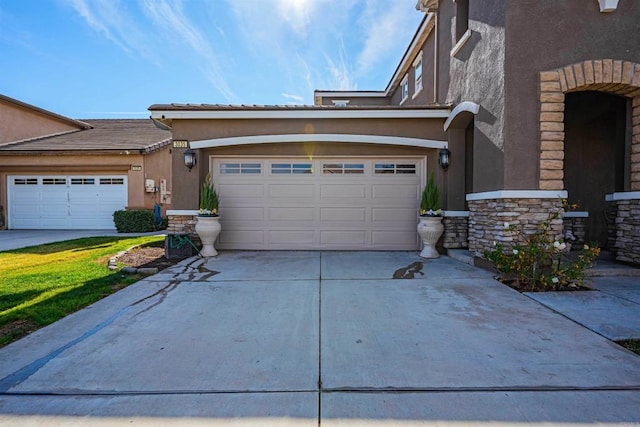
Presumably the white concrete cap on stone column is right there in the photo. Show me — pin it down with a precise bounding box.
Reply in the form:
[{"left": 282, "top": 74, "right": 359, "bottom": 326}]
[{"left": 598, "top": 0, "right": 620, "bottom": 12}]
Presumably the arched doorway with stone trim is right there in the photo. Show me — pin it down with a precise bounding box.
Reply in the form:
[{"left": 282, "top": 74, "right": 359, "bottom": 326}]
[{"left": 538, "top": 60, "right": 640, "bottom": 262}]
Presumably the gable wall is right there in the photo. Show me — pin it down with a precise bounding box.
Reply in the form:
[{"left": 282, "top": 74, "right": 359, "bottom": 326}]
[{"left": 0, "top": 100, "right": 81, "bottom": 144}]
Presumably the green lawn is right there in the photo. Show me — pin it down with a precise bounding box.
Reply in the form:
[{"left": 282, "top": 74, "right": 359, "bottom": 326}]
[
  {"left": 618, "top": 340, "right": 640, "bottom": 356},
  {"left": 0, "top": 235, "right": 165, "bottom": 347}
]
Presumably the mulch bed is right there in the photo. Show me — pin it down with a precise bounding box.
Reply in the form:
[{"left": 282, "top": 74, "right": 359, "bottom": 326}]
[{"left": 496, "top": 277, "right": 593, "bottom": 293}]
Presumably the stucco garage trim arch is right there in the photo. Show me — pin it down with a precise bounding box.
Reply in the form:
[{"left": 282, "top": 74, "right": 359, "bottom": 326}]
[
  {"left": 190, "top": 134, "right": 448, "bottom": 150},
  {"left": 538, "top": 60, "right": 640, "bottom": 191}
]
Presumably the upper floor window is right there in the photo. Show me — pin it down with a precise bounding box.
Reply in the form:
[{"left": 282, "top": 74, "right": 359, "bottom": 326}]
[
  {"left": 331, "top": 100, "right": 350, "bottom": 107},
  {"left": 413, "top": 53, "right": 423, "bottom": 97},
  {"left": 400, "top": 75, "right": 409, "bottom": 104},
  {"left": 455, "top": 0, "right": 469, "bottom": 42}
]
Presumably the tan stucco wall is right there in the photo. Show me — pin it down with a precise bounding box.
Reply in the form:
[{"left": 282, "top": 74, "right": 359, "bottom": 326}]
[
  {"left": 166, "top": 117, "right": 447, "bottom": 210},
  {"left": 0, "top": 101, "right": 81, "bottom": 144},
  {"left": 140, "top": 147, "right": 172, "bottom": 214},
  {"left": 171, "top": 117, "right": 447, "bottom": 142},
  {"left": 170, "top": 140, "right": 445, "bottom": 211},
  {"left": 0, "top": 149, "right": 172, "bottom": 228}
]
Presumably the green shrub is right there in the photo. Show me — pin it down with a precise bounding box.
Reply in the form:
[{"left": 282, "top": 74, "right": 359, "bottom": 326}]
[
  {"left": 199, "top": 172, "right": 219, "bottom": 216},
  {"left": 420, "top": 172, "right": 441, "bottom": 216},
  {"left": 484, "top": 211, "right": 600, "bottom": 291},
  {"left": 113, "top": 209, "right": 164, "bottom": 233}
]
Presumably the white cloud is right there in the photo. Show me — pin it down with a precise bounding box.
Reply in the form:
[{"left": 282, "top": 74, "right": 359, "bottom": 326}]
[
  {"left": 140, "top": 0, "right": 237, "bottom": 102},
  {"left": 355, "top": 0, "right": 420, "bottom": 77},
  {"left": 63, "top": 0, "right": 156, "bottom": 62},
  {"left": 63, "top": 0, "right": 236, "bottom": 102},
  {"left": 282, "top": 93, "right": 304, "bottom": 102}
]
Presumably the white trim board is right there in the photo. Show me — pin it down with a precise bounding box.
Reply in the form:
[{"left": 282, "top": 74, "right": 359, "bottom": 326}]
[
  {"left": 466, "top": 190, "right": 568, "bottom": 201},
  {"left": 443, "top": 211, "right": 470, "bottom": 217},
  {"left": 450, "top": 29, "right": 472, "bottom": 57},
  {"left": 605, "top": 192, "right": 640, "bottom": 201},
  {"left": 167, "top": 210, "right": 199, "bottom": 216},
  {"left": 444, "top": 101, "right": 480, "bottom": 131},
  {"left": 190, "top": 134, "right": 448, "bottom": 150},
  {"left": 151, "top": 108, "right": 450, "bottom": 121}
]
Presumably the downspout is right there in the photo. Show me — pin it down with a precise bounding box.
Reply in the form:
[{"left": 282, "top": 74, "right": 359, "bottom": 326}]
[{"left": 433, "top": 12, "right": 439, "bottom": 104}]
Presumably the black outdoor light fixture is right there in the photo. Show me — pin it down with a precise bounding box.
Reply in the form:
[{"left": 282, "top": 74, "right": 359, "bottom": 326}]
[
  {"left": 184, "top": 147, "right": 197, "bottom": 170},
  {"left": 438, "top": 147, "right": 451, "bottom": 170}
]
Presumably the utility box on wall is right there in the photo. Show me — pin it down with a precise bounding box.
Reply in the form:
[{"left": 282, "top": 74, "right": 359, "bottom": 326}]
[{"left": 145, "top": 179, "right": 156, "bottom": 193}]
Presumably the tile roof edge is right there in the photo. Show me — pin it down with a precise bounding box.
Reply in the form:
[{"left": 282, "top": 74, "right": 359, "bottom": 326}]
[{"left": 0, "top": 129, "right": 86, "bottom": 150}]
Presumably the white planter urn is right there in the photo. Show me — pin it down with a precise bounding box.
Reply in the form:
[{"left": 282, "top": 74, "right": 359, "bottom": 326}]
[
  {"left": 417, "top": 216, "right": 443, "bottom": 258},
  {"left": 195, "top": 216, "right": 221, "bottom": 257}
]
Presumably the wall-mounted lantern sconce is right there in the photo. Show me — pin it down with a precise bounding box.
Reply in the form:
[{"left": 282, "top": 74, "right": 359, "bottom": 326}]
[
  {"left": 184, "top": 147, "right": 197, "bottom": 170},
  {"left": 438, "top": 148, "right": 451, "bottom": 170}
]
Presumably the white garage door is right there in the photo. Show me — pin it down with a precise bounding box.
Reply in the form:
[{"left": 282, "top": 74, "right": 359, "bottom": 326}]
[
  {"left": 212, "top": 157, "right": 425, "bottom": 250},
  {"left": 7, "top": 175, "right": 128, "bottom": 230}
]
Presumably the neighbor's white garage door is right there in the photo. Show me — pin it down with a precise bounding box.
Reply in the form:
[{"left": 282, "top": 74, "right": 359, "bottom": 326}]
[
  {"left": 212, "top": 157, "right": 425, "bottom": 250},
  {"left": 7, "top": 175, "right": 128, "bottom": 229}
]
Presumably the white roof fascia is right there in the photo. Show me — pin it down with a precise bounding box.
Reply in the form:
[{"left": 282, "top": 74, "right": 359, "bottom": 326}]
[
  {"left": 150, "top": 109, "right": 450, "bottom": 120},
  {"left": 385, "top": 13, "right": 435, "bottom": 95},
  {"left": 314, "top": 91, "right": 387, "bottom": 98}
]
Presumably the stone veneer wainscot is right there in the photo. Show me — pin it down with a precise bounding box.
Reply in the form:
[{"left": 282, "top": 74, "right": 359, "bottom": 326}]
[{"left": 466, "top": 191, "right": 567, "bottom": 257}]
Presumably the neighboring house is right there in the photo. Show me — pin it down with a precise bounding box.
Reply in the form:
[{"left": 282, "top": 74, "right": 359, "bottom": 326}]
[
  {"left": 152, "top": 0, "right": 640, "bottom": 263},
  {"left": 0, "top": 95, "right": 173, "bottom": 230}
]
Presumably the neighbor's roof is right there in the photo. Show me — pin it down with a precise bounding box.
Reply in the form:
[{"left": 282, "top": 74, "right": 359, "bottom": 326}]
[
  {"left": 0, "top": 119, "right": 171, "bottom": 153},
  {"left": 0, "top": 94, "right": 91, "bottom": 130}
]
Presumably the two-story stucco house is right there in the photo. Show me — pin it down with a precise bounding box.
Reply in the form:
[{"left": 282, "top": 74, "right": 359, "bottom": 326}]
[{"left": 153, "top": 0, "right": 640, "bottom": 264}]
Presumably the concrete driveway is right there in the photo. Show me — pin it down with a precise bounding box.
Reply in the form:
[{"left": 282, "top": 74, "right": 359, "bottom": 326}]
[{"left": 1, "top": 251, "right": 639, "bottom": 426}]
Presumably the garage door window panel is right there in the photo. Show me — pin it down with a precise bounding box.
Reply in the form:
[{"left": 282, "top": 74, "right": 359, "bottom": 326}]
[
  {"left": 220, "top": 163, "right": 261, "bottom": 174},
  {"left": 375, "top": 163, "right": 417, "bottom": 175},
  {"left": 43, "top": 178, "right": 66, "bottom": 185},
  {"left": 322, "top": 163, "right": 365, "bottom": 175},
  {"left": 100, "top": 178, "right": 125, "bottom": 185},
  {"left": 14, "top": 178, "right": 38, "bottom": 185},
  {"left": 71, "top": 178, "right": 95, "bottom": 185},
  {"left": 271, "top": 163, "right": 313, "bottom": 174}
]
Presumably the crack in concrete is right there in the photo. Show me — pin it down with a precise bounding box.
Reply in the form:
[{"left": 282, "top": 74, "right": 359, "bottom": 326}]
[
  {"left": 0, "top": 261, "right": 205, "bottom": 393},
  {"left": 392, "top": 262, "right": 424, "bottom": 279},
  {"left": 0, "top": 307, "right": 130, "bottom": 393}
]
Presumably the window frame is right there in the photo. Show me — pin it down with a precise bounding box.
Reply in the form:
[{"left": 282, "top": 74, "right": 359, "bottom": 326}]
[
  {"left": 400, "top": 74, "right": 409, "bottom": 104},
  {"left": 412, "top": 53, "right": 423, "bottom": 98}
]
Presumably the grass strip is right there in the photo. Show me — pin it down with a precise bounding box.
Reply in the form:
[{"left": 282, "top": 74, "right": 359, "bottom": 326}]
[
  {"left": 0, "top": 235, "right": 164, "bottom": 347},
  {"left": 617, "top": 340, "right": 640, "bottom": 356}
]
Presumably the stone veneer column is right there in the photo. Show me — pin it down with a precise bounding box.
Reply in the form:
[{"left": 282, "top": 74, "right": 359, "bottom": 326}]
[
  {"left": 607, "top": 193, "right": 640, "bottom": 265},
  {"left": 562, "top": 212, "right": 588, "bottom": 247},
  {"left": 467, "top": 191, "right": 566, "bottom": 257},
  {"left": 442, "top": 211, "right": 469, "bottom": 249},
  {"left": 632, "top": 96, "right": 640, "bottom": 190},
  {"left": 167, "top": 212, "right": 198, "bottom": 235}
]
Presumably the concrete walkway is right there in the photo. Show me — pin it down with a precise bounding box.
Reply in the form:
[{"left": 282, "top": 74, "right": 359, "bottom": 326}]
[{"left": 1, "top": 251, "right": 639, "bottom": 425}]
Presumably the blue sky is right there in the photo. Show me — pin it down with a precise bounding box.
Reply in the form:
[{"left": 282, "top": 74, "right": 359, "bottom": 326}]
[{"left": 0, "top": 0, "right": 424, "bottom": 119}]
